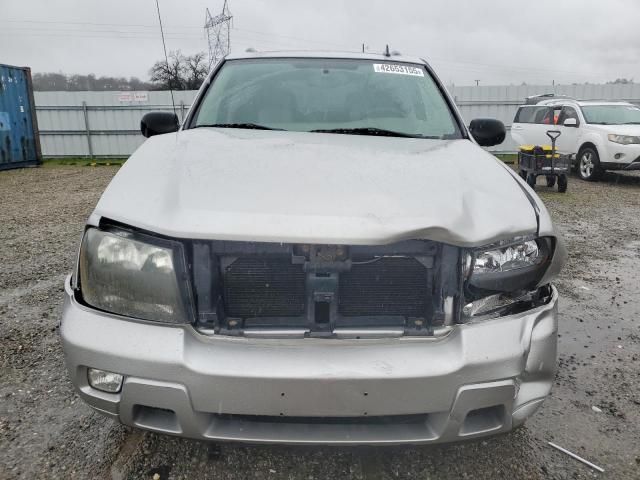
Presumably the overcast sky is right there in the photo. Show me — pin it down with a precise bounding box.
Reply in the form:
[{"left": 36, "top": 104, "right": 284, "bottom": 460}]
[{"left": 1, "top": 0, "right": 639, "bottom": 86}]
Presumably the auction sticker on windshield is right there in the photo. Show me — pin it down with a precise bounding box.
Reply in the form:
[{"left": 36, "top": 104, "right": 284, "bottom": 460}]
[{"left": 373, "top": 64, "right": 424, "bottom": 76}]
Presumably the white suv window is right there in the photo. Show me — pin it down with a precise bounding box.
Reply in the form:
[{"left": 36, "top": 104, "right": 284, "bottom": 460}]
[
  {"left": 557, "top": 106, "right": 580, "bottom": 126},
  {"left": 581, "top": 104, "right": 640, "bottom": 125},
  {"left": 513, "top": 106, "right": 552, "bottom": 124}
]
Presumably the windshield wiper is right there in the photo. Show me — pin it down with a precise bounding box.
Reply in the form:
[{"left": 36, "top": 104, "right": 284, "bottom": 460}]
[
  {"left": 310, "top": 127, "right": 436, "bottom": 139},
  {"left": 194, "top": 123, "right": 284, "bottom": 131}
]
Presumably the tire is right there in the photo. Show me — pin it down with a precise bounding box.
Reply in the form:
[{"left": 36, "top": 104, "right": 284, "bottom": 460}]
[
  {"left": 577, "top": 147, "right": 602, "bottom": 181},
  {"left": 558, "top": 174, "right": 568, "bottom": 193},
  {"left": 546, "top": 176, "right": 556, "bottom": 188},
  {"left": 526, "top": 173, "right": 537, "bottom": 189}
]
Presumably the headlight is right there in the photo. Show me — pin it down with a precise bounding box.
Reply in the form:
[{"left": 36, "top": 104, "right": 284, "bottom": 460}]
[
  {"left": 79, "top": 228, "right": 191, "bottom": 323},
  {"left": 473, "top": 240, "right": 543, "bottom": 273},
  {"left": 467, "top": 237, "right": 552, "bottom": 295},
  {"left": 608, "top": 134, "right": 640, "bottom": 145}
]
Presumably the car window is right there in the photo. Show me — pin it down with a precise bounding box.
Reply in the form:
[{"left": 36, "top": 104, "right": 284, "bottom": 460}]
[
  {"left": 557, "top": 106, "right": 579, "bottom": 125},
  {"left": 541, "top": 106, "right": 562, "bottom": 125},
  {"left": 514, "top": 105, "right": 552, "bottom": 124},
  {"left": 191, "top": 58, "right": 462, "bottom": 139},
  {"left": 581, "top": 104, "right": 640, "bottom": 125}
]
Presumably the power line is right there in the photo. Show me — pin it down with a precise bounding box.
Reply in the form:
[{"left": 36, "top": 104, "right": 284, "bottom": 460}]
[
  {"left": 0, "top": 19, "right": 202, "bottom": 30},
  {"left": 0, "top": 27, "right": 203, "bottom": 38},
  {"left": 0, "top": 18, "right": 352, "bottom": 49},
  {"left": 0, "top": 18, "right": 620, "bottom": 81},
  {"left": 0, "top": 31, "right": 204, "bottom": 40}
]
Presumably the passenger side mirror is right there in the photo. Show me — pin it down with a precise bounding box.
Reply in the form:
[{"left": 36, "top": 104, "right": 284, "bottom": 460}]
[
  {"left": 469, "top": 118, "right": 506, "bottom": 147},
  {"left": 563, "top": 118, "right": 578, "bottom": 127},
  {"left": 140, "top": 112, "right": 180, "bottom": 138}
]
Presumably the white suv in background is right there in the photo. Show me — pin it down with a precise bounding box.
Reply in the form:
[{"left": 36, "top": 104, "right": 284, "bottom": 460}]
[{"left": 511, "top": 95, "right": 640, "bottom": 180}]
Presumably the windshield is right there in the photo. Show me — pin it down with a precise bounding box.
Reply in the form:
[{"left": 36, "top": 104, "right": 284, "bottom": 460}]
[
  {"left": 582, "top": 104, "right": 640, "bottom": 125},
  {"left": 191, "top": 58, "right": 462, "bottom": 139}
]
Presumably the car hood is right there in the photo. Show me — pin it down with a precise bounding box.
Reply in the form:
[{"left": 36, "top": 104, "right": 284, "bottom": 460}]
[
  {"left": 93, "top": 129, "right": 538, "bottom": 247},
  {"left": 590, "top": 124, "right": 640, "bottom": 135}
]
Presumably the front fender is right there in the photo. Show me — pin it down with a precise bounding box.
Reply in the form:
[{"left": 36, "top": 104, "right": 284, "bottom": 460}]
[{"left": 578, "top": 133, "right": 605, "bottom": 155}]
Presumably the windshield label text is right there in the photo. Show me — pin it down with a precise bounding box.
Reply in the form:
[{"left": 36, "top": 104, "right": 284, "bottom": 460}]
[{"left": 373, "top": 64, "right": 424, "bottom": 77}]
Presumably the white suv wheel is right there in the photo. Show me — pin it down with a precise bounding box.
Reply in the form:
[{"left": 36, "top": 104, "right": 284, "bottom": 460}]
[{"left": 578, "top": 148, "right": 601, "bottom": 181}]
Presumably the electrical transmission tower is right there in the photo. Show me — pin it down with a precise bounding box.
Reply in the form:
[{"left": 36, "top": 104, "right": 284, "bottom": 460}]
[{"left": 204, "top": 0, "right": 233, "bottom": 70}]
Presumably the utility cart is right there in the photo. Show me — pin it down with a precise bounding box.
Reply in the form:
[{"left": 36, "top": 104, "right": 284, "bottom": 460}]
[{"left": 518, "top": 130, "right": 570, "bottom": 193}]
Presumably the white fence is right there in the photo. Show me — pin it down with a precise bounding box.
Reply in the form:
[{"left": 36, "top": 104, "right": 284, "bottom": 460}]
[{"left": 34, "top": 83, "right": 640, "bottom": 157}]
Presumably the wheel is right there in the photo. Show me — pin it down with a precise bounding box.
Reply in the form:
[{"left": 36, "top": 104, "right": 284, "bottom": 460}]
[
  {"left": 546, "top": 176, "right": 556, "bottom": 188},
  {"left": 526, "top": 173, "right": 537, "bottom": 189},
  {"left": 558, "top": 174, "right": 568, "bottom": 193},
  {"left": 577, "top": 147, "right": 602, "bottom": 181}
]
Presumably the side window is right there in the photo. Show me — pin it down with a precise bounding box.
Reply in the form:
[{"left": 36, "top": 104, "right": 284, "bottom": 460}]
[
  {"left": 514, "top": 106, "right": 552, "bottom": 124},
  {"left": 540, "top": 106, "right": 562, "bottom": 125},
  {"left": 557, "top": 106, "right": 580, "bottom": 126},
  {"left": 534, "top": 106, "right": 552, "bottom": 124},
  {"left": 513, "top": 107, "right": 528, "bottom": 123}
]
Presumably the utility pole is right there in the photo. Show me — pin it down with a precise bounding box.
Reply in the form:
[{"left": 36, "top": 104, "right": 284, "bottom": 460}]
[
  {"left": 205, "top": 0, "right": 233, "bottom": 70},
  {"left": 475, "top": 79, "right": 480, "bottom": 87}
]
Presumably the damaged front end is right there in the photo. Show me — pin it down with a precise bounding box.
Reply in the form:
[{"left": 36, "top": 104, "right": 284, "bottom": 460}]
[
  {"left": 65, "top": 219, "right": 566, "bottom": 442},
  {"left": 192, "top": 239, "right": 460, "bottom": 338},
  {"left": 74, "top": 220, "right": 564, "bottom": 338},
  {"left": 461, "top": 236, "right": 560, "bottom": 323}
]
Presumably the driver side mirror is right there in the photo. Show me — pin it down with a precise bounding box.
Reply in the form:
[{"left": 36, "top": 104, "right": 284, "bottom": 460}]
[
  {"left": 469, "top": 118, "right": 506, "bottom": 147},
  {"left": 140, "top": 112, "right": 180, "bottom": 138},
  {"left": 563, "top": 118, "right": 578, "bottom": 128}
]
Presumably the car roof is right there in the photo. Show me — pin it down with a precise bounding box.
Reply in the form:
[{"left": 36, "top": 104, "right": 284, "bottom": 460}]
[
  {"left": 533, "top": 99, "right": 635, "bottom": 107},
  {"left": 573, "top": 100, "right": 635, "bottom": 106},
  {"left": 225, "top": 50, "right": 427, "bottom": 65}
]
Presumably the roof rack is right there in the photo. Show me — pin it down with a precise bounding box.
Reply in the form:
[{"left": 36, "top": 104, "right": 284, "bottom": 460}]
[{"left": 525, "top": 94, "right": 576, "bottom": 105}]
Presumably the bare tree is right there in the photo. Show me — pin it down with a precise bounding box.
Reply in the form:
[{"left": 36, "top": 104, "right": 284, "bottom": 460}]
[
  {"left": 32, "top": 72, "right": 153, "bottom": 91},
  {"left": 31, "top": 50, "right": 207, "bottom": 91},
  {"left": 184, "top": 52, "right": 208, "bottom": 90},
  {"left": 149, "top": 50, "right": 185, "bottom": 90},
  {"left": 149, "top": 50, "right": 208, "bottom": 90},
  {"left": 607, "top": 78, "right": 634, "bottom": 85}
]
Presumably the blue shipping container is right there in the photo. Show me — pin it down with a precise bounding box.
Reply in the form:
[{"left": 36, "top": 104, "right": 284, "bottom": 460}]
[{"left": 0, "top": 64, "right": 41, "bottom": 170}]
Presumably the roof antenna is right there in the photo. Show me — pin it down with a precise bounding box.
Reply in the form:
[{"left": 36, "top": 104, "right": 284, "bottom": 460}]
[
  {"left": 154, "top": 0, "right": 177, "bottom": 118},
  {"left": 384, "top": 44, "right": 391, "bottom": 57}
]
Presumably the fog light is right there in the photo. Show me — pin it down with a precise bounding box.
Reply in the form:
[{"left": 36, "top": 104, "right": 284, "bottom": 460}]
[
  {"left": 87, "top": 368, "right": 123, "bottom": 393},
  {"left": 615, "top": 153, "right": 624, "bottom": 160},
  {"left": 463, "top": 294, "right": 518, "bottom": 318}
]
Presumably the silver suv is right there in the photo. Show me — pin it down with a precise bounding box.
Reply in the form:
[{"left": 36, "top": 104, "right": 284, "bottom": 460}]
[{"left": 61, "top": 51, "right": 566, "bottom": 445}]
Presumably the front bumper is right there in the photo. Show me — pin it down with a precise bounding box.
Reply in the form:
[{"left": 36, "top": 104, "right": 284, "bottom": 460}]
[
  {"left": 601, "top": 142, "right": 640, "bottom": 169},
  {"left": 60, "top": 278, "right": 559, "bottom": 445}
]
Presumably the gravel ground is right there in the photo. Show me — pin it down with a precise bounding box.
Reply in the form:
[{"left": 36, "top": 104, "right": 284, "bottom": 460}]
[{"left": 0, "top": 165, "right": 639, "bottom": 479}]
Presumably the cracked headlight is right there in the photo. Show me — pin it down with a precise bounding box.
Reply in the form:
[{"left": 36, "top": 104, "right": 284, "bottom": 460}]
[
  {"left": 608, "top": 134, "right": 640, "bottom": 145},
  {"left": 78, "top": 227, "right": 192, "bottom": 323},
  {"left": 467, "top": 237, "right": 552, "bottom": 295}
]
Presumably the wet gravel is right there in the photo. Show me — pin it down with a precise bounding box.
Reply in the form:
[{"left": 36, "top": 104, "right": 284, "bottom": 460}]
[{"left": 1, "top": 165, "right": 639, "bottom": 479}]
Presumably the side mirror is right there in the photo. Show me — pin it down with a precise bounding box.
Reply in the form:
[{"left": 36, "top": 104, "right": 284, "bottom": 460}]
[
  {"left": 469, "top": 118, "right": 506, "bottom": 147},
  {"left": 140, "top": 112, "right": 179, "bottom": 138},
  {"left": 563, "top": 118, "right": 578, "bottom": 127}
]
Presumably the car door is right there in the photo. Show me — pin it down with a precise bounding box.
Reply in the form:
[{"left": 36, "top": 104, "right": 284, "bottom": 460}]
[
  {"left": 555, "top": 106, "right": 582, "bottom": 155},
  {"left": 511, "top": 105, "right": 558, "bottom": 147}
]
